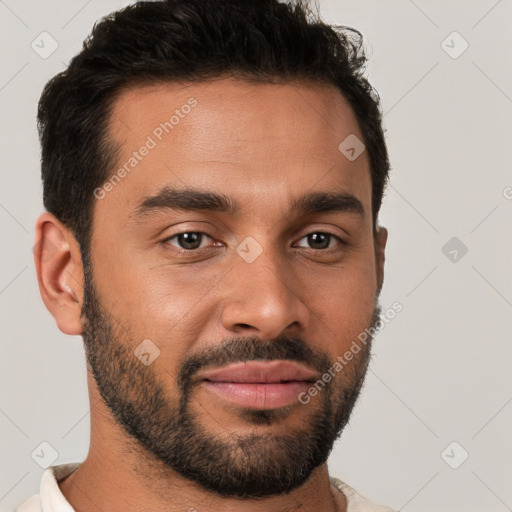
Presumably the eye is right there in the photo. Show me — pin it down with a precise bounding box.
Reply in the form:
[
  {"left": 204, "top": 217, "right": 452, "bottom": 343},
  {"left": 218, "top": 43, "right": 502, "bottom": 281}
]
[
  {"left": 161, "top": 230, "right": 346, "bottom": 254},
  {"left": 162, "top": 231, "right": 217, "bottom": 251},
  {"left": 294, "top": 232, "right": 345, "bottom": 250}
]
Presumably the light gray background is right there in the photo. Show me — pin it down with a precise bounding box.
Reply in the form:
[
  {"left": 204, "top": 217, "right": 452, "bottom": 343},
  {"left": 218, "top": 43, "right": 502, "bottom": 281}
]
[{"left": 1, "top": 1, "right": 511, "bottom": 511}]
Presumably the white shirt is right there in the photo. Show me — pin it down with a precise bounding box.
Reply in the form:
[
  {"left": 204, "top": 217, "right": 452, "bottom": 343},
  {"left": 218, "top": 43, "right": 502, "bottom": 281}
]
[{"left": 16, "top": 463, "right": 397, "bottom": 512}]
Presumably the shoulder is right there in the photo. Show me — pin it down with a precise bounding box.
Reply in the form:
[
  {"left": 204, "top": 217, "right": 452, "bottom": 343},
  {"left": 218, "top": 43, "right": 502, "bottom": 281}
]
[{"left": 330, "top": 476, "right": 398, "bottom": 512}]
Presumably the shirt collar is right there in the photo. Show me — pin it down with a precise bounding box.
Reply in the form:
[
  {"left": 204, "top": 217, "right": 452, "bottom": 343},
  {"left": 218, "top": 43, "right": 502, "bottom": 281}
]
[{"left": 40, "top": 463, "right": 81, "bottom": 512}]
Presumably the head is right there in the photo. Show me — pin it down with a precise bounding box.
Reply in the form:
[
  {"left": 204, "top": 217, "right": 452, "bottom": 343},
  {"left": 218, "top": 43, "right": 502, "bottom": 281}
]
[{"left": 34, "top": 0, "right": 390, "bottom": 499}]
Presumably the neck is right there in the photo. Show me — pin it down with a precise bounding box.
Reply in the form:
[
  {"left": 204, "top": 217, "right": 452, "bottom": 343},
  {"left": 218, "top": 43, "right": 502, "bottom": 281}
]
[{"left": 59, "top": 455, "right": 346, "bottom": 512}]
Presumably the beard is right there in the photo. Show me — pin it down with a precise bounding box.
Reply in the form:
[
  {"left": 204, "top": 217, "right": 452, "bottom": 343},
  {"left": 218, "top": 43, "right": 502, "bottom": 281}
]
[{"left": 80, "top": 254, "right": 381, "bottom": 499}]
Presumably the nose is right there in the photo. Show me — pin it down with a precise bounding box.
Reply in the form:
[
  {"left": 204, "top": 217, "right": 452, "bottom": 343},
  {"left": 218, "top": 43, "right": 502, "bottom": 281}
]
[{"left": 219, "top": 245, "right": 311, "bottom": 340}]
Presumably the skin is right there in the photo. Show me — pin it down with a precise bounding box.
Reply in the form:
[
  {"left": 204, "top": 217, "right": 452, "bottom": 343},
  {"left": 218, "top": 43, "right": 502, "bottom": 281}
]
[{"left": 34, "top": 77, "right": 388, "bottom": 512}]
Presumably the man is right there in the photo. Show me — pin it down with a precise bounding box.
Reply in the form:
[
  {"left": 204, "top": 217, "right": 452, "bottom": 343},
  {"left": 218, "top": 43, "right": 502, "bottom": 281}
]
[{"left": 18, "top": 0, "right": 396, "bottom": 510}]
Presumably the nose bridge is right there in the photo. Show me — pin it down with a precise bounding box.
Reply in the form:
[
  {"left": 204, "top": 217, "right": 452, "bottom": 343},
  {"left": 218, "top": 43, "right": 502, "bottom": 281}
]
[{"left": 219, "top": 237, "right": 310, "bottom": 337}]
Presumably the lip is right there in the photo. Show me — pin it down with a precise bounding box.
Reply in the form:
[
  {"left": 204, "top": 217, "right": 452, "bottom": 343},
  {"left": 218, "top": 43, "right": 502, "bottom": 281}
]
[
  {"left": 201, "top": 381, "right": 312, "bottom": 409},
  {"left": 197, "top": 360, "right": 318, "bottom": 383},
  {"left": 197, "top": 361, "right": 317, "bottom": 410}
]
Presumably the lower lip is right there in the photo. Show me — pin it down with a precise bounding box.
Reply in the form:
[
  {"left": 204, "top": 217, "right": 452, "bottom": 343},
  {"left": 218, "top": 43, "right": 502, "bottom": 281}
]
[{"left": 201, "top": 381, "right": 311, "bottom": 409}]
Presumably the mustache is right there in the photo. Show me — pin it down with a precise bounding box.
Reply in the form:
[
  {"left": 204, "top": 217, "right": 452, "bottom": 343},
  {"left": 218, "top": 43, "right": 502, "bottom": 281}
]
[{"left": 177, "top": 335, "right": 333, "bottom": 392}]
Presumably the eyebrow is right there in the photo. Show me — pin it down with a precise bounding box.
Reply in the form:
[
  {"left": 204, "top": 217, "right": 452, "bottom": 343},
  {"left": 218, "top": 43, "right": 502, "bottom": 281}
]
[{"left": 132, "top": 186, "right": 365, "bottom": 220}]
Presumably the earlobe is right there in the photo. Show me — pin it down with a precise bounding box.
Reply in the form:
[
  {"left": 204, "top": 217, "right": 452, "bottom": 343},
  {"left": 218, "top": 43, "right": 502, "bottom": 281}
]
[
  {"left": 374, "top": 225, "right": 388, "bottom": 295},
  {"left": 34, "top": 212, "right": 84, "bottom": 336}
]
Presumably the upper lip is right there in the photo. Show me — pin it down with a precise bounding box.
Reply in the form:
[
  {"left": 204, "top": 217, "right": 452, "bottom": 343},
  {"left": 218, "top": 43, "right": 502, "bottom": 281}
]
[{"left": 197, "top": 360, "right": 318, "bottom": 383}]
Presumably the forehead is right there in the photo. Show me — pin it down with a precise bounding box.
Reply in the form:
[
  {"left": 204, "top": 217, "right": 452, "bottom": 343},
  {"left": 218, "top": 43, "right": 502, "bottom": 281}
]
[{"left": 99, "top": 78, "right": 371, "bottom": 221}]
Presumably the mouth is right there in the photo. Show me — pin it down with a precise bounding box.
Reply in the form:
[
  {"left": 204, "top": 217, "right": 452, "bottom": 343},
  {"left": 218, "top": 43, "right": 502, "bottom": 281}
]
[{"left": 197, "top": 360, "right": 317, "bottom": 410}]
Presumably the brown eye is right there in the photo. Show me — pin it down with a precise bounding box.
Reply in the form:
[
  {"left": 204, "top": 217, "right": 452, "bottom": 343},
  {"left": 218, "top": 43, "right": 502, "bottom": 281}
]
[
  {"left": 164, "top": 232, "right": 213, "bottom": 251},
  {"left": 295, "top": 232, "right": 344, "bottom": 250}
]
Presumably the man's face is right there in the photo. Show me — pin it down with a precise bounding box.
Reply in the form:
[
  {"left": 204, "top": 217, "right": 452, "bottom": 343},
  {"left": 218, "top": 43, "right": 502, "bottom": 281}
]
[{"left": 81, "top": 78, "right": 386, "bottom": 498}]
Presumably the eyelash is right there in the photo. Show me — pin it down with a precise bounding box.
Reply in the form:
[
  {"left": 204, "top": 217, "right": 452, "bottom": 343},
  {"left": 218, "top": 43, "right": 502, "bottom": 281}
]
[{"left": 161, "top": 230, "right": 347, "bottom": 254}]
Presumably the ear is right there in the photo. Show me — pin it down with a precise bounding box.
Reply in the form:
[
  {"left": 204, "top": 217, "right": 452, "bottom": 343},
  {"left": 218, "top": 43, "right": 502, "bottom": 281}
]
[
  {"left": 374, "top": 225, "right": 388, "bottom": 296},
  {"left": 33, "top": 212, "right": 85, "bottom": 335}
]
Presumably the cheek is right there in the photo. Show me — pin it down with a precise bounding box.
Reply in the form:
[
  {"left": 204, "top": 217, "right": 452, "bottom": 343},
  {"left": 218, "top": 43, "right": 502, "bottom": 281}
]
[
  {"left": 306, "top": 254, "right": 377, "bottom": 347},
  {"left": 119, "top": 262, "right": 229, "bottom": 344}
]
